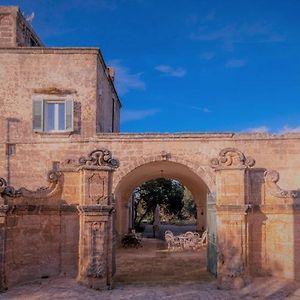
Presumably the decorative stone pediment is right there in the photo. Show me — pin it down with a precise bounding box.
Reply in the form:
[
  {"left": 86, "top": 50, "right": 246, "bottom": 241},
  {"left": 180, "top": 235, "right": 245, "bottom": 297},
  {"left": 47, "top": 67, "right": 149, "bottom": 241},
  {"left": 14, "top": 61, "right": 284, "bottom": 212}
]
[
  {"left": 62, "top": 149, "right": 119, "bottom": 171},
  {"left": 264, "top": 170, "right": 300, "bottom": 199},
  {"left": 210, "top": 148, "right": 255, "bottom": 169},
  {"left": 33, "top": 87, "right": 77, "bottom": 95},
  {"left": 0, "top": 170, "right": 62, "bottom": 200}
]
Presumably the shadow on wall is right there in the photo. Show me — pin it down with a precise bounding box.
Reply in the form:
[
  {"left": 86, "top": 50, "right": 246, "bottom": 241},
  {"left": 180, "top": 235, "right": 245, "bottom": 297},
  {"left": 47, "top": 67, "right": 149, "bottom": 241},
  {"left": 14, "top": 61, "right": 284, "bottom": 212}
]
[
  {"left": 247, "top": 168, "right": 300, "bottom": 282},
  {"left": 74, "top": 101, "right": 81, "bottom": 134},
  {"left": 247, "top": 168, "right": 268, "bottom": 277}
]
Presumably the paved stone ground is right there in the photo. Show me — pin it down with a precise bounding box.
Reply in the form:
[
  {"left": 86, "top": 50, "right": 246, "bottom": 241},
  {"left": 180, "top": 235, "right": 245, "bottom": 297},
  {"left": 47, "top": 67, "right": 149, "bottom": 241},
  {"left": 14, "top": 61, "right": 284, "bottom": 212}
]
[{"left": 1, "top": 239, "right": 300, "bottom": 299}]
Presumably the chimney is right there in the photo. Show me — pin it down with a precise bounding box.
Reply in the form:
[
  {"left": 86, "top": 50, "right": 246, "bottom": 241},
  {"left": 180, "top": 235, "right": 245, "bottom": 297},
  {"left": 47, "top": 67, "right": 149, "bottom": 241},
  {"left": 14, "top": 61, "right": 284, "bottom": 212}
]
[{"left": 107, "top": 67, "right": 115, "bottom": 82}]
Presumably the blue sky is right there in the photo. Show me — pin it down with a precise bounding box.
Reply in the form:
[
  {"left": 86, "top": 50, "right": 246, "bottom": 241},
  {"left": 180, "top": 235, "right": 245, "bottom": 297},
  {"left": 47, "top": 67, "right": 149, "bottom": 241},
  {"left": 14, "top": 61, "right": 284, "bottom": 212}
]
[{"left": 4, "top": 0, "right": 300, "bottom": 133}]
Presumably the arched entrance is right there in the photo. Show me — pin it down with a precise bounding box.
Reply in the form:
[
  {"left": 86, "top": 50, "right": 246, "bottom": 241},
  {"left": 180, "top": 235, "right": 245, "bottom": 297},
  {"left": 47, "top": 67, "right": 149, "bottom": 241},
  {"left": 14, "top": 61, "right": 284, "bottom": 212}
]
[
  {"left": 113, "top": 160, "right": 217, "bottom": 283},
  {"left": 59, "top": 148, "right": 257, "bottom": 290},
  {"left": 114, "top": 160, "right": 211, "bottom": 238}
]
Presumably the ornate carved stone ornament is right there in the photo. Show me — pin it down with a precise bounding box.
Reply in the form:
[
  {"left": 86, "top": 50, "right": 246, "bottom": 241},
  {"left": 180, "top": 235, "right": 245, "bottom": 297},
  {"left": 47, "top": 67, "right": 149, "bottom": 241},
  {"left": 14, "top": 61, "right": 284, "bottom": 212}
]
[
  {"left": 264, "top": 170, "right": 300, "bottom": 199},
  {"left": 0, "top": 178, "right": 21, "bottom": 198},
  {"left": 210, "top": 148, "right": 255, "bottom": 169},
  {"left": 0, "top": 170, "right": 62, "bottom": 199},
  {"left": 63, "top": 149, "right": 119, "bottom": 170},
  {"left": 79, "top": 149, "right": 119, "bottom": 168}
]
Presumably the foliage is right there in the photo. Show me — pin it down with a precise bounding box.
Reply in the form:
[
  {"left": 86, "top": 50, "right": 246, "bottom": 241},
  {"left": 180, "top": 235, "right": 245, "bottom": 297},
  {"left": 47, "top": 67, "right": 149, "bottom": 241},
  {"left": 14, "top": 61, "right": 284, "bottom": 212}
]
[
  {"left": 180, "top": 188, "right": 197, "bottom": 220},
  {"left": 133, "top": 178, "right": 185, "bottom": 226}
]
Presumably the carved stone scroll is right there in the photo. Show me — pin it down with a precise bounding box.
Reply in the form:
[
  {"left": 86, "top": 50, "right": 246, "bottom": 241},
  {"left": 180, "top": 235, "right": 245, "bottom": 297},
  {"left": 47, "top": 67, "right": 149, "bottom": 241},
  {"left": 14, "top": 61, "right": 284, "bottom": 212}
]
[
  {"left": 211, "top": 148, "right": 255, "bottom": 169},
  {"left": 264, "top": 170, "right": 300, "bottom": 199},
  {"left": 0, "top": 170, "right": 62, "bottom": 200},
  {"left": 79, "top": 150, "right": 119, "bottom": 168},
  {"left": 62, "top": 149, "right": 119, "bottom": 170},
  {"left": 0, "top": 178, "right": 21, "bottom": 198}
]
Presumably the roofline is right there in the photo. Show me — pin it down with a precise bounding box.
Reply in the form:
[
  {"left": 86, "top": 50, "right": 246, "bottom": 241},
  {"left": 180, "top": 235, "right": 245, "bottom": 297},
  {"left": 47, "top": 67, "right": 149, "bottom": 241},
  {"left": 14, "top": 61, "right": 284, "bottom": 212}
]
[
  {"left": 0, "top": 47, "right": 122, "bottom": 107},
  {"left": 16, "top": 6, "right": 45, "bottom": 47}
]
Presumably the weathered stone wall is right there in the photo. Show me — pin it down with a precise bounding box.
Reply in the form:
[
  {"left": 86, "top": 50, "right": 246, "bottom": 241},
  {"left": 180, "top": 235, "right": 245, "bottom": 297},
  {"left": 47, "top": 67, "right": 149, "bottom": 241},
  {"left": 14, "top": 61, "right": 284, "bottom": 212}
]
[
  {"left": 96, "top": 56, "right": 121, "bottom": 133},
  {"left": 0, "top": 48, "right": 120, "bottom": 144},
  {"left": 0, "top": 133, "right": 300, "bottom": 288},
  {"left": 5, "top": 208, "right": 79, "bottom": 287},
  {"left": 5, "top": 211, "right": 61, "bottom": 286},
  {"left": 1, "top": 132, "right": 299, "bottom": 189},
  {"left": 0, "top": 6, "right": 42, "bottom": 48}
]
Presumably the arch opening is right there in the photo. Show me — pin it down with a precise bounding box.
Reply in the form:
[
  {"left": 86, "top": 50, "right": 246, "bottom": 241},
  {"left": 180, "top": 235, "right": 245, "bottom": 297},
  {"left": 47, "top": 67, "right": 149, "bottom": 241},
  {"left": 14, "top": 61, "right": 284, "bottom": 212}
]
[
  {"left": 113, "top": 160, "right": 214, "bottom": 284},
  {"left": 114, "top": 160, "right": 211, "bottom": 238}
]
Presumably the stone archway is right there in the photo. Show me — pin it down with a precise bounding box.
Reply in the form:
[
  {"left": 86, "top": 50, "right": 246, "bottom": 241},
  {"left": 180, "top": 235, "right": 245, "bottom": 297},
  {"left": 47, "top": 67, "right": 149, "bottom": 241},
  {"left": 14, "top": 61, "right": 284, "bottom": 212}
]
[{"left": 114, "top": 159, "right": 213, "bottom": 238}]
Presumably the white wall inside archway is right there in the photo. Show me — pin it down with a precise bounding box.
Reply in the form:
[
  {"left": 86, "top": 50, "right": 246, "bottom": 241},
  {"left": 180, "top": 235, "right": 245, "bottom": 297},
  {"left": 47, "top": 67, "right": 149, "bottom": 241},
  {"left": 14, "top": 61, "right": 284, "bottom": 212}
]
[{"left": 114, "top": 160, "right": 210, "bottom": 237}]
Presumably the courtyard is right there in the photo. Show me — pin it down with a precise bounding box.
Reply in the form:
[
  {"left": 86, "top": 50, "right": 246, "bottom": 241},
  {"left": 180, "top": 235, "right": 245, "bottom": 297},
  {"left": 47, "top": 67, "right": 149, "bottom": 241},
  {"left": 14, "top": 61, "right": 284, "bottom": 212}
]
[{"left": 1, "top": 238, "right": 300, "bottom": 300}]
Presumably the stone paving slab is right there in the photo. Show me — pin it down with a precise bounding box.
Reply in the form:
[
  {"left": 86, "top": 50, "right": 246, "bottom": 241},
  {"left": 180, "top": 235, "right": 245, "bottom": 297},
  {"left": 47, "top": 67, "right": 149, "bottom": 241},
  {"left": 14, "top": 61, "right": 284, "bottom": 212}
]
[
  {"left": 1, "top": 239, "right": 299, "bottom": 299},
  {"left": 0, "top": 277, "right": 299, "bottom": 300}
]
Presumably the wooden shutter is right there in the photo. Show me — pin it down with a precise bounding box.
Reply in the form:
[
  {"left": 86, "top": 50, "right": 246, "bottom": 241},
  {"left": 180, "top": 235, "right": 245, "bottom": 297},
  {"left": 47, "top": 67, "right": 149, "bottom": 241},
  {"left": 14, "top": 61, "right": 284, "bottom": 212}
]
[
  {"left": 32, "top": 99, "right": 44, "bottom": 131},
  {"left": 65, "top": 99, "right": 74, "bottom": 131}
]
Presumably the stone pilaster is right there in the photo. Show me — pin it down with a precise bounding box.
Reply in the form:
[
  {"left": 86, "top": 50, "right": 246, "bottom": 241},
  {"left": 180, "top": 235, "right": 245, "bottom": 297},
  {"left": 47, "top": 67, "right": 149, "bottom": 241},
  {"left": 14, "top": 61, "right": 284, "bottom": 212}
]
[
  {"left": 61, "top": 149, "right": 119, "bottom": 290},
  {"left": 211, "top": 148, "right": 255, "bottom": 289},
  {"left": 77, "top": 205, "right": 114, "bottom": 289}
]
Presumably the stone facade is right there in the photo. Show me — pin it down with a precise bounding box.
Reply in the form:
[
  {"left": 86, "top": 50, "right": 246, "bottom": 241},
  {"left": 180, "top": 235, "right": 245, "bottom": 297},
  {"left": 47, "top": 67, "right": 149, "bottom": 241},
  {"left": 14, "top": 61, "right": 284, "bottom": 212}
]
[{"left": 0, "top": 5, "right": 300, "bottom": 293}]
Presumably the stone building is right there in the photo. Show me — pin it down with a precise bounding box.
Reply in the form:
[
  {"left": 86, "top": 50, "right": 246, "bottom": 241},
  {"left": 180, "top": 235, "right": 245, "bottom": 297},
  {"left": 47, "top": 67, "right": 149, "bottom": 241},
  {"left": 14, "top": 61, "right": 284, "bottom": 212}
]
[{"left": 0, "top": 5, "right": 300, "bottom": 292}]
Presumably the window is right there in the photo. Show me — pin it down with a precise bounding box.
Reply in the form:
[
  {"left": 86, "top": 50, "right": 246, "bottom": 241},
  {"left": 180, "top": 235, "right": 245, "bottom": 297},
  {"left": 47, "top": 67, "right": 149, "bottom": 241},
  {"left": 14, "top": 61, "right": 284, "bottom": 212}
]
[{"left": 33, "top": 99, "right": 73, "bottom": 132}]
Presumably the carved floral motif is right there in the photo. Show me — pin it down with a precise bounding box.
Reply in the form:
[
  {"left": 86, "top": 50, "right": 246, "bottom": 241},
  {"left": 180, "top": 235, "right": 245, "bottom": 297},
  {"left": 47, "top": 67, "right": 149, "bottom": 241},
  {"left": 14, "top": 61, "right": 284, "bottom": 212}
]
[
  {"left": 211, "top": 148, "right": 255, "bottom": 169},
  {"left": 264, "top": 170, "right": 300, "bottom": 198},
  {"left": 86, "top": 222, "right": 106, "bottom": 278}
]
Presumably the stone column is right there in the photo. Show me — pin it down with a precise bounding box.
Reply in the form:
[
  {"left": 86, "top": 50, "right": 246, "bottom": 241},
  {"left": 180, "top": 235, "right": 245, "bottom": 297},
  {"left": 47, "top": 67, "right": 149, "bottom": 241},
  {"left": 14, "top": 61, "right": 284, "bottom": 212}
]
[
  {"left": 61, "top": 149, "right": 119, "bottom": 290},
  {"left": 211, "top": 148, "right": 255, "bottom": 289}
]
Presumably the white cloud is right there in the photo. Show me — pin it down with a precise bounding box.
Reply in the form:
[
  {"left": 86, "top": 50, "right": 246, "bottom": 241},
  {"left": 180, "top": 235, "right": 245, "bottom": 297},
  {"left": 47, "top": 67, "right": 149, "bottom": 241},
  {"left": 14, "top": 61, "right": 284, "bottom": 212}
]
[
  {"left": 155, "top": 65, "right": 186, "bottom": 77},
  {"left": 190, "top": 22, "right": 285, "bottom": 50},
  {"left": 199, "top": 51, "right": 215, "bottom": 60},
  {"left": 225, "top": 59, "right": 246, "bottom": 68},
  {"left": 278, "top": 125, "right": 300, "bottom": 134},
  {"left": 121, "top": 109, "right": 160, "bottom": 123},
  {"left": 243, "top": 125, "right": 300, "bottom": 134},
  {"left": 245, "top": 126, "right": 270, "bottom": 133},
  {"left": 108, "top": 59, "right": 145, "bottom": 95},
  {"left": 189, "top": 106, "right": 212, "bottom": 113}
]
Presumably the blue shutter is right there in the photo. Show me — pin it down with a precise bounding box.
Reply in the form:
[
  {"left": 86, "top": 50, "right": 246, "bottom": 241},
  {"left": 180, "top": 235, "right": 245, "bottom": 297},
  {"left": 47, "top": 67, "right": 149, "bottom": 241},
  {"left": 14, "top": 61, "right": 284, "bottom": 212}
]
[{"left": 32, "top": 99, "right": 43, "bottom": 131}]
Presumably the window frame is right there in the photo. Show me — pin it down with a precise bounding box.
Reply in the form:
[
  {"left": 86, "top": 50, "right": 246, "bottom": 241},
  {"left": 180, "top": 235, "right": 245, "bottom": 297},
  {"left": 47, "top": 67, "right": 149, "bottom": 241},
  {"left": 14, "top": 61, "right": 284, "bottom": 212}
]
[
  {"left": 44, "top": 100, "right": 66, "bottom": 132},
  {"left": 32, "top": 96, "right": 74, "bottom": 133}
]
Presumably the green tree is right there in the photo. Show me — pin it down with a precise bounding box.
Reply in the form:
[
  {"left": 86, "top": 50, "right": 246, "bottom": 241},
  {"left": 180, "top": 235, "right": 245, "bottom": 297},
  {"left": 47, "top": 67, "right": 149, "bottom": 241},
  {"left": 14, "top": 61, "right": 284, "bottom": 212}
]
[
  {"left": 133, "top": 178, "right": 184, "bottom": 226},
  {"left": 181, "top": 187, "right": 197, "bottom": 220}
]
